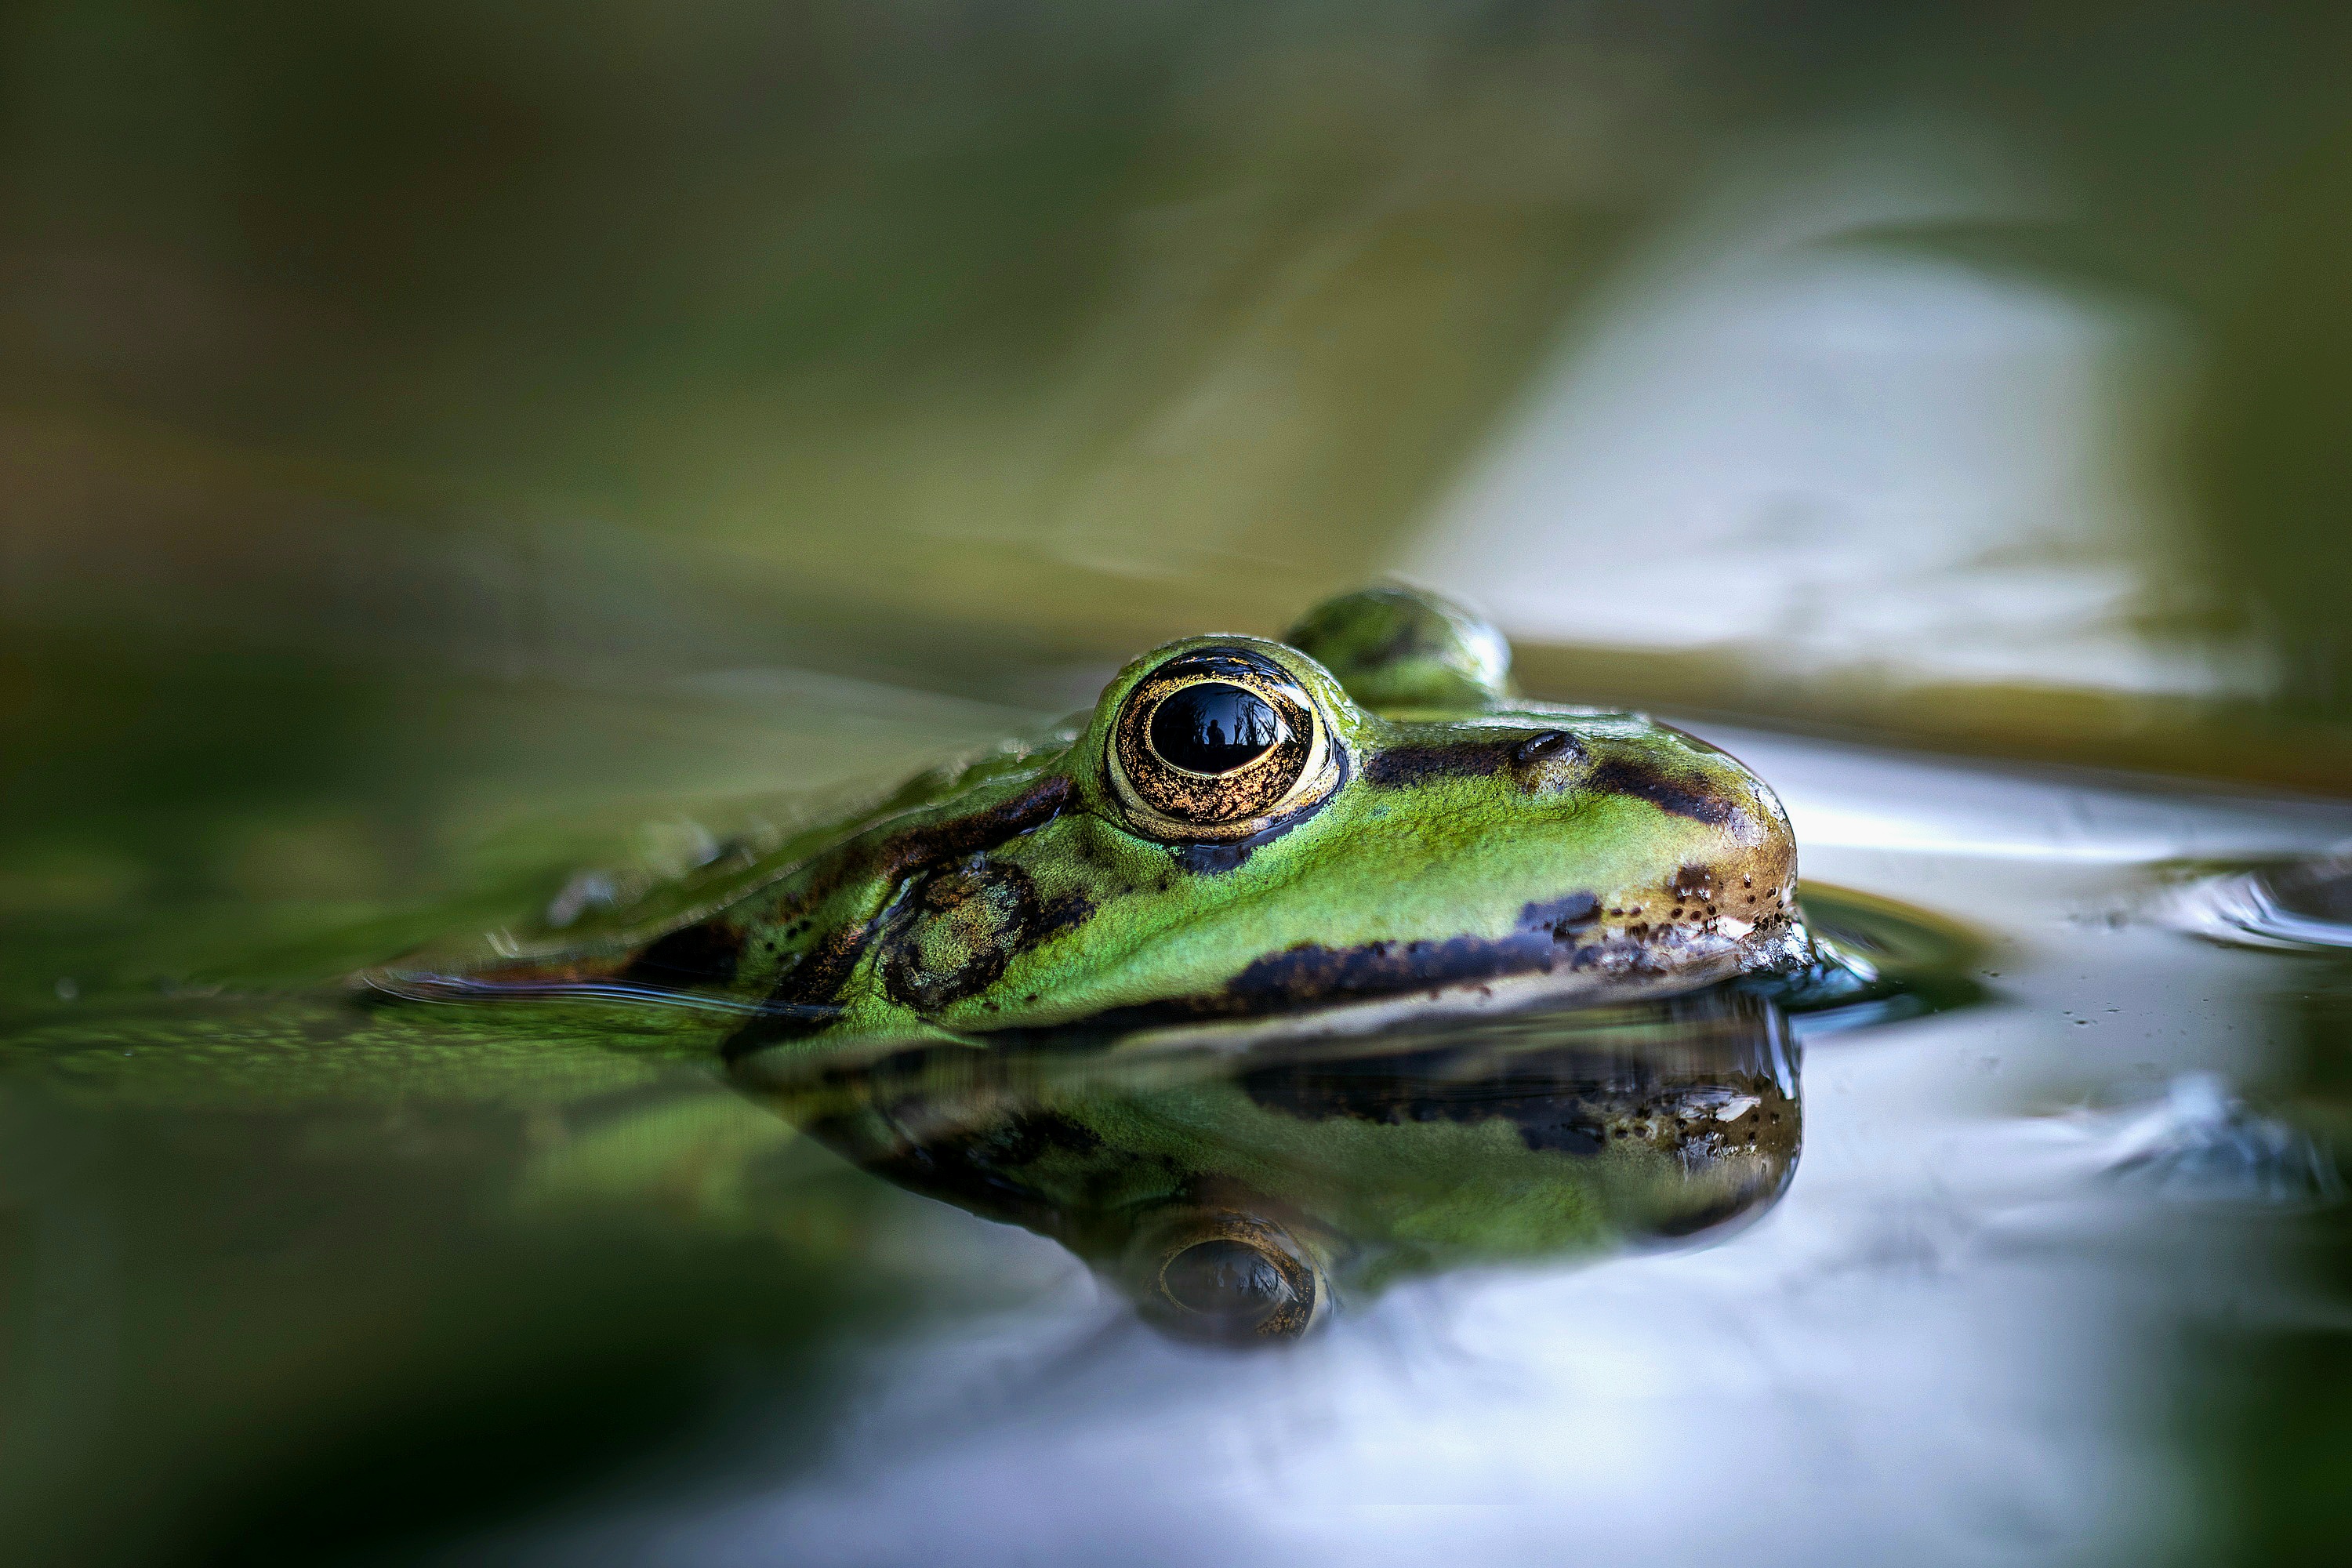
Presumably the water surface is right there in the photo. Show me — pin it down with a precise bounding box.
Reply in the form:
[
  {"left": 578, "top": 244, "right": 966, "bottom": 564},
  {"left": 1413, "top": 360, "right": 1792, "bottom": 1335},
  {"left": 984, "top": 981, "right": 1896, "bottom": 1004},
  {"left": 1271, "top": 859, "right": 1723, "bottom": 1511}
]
[{"left": 6, "top": 702, "right": 2346, "bottom": 1566}]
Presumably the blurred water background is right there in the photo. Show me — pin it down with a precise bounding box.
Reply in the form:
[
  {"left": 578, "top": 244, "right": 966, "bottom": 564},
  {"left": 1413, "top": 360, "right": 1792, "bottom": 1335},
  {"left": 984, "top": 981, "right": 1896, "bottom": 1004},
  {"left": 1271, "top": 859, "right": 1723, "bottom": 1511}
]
[{"left": 7, "top": 4, "right": 2352, "bottom": 1564}]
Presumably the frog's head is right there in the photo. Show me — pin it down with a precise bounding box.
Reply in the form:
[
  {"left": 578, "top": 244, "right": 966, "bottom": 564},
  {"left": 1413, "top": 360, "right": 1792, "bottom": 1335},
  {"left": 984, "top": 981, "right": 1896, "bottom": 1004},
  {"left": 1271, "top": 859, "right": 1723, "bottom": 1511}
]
[
  {"left": 374, "top": 586, "right": 1803, "bottom": 1058},
  {"left": 855, "top": 586, "right": 1802, "bottom": 1043}
]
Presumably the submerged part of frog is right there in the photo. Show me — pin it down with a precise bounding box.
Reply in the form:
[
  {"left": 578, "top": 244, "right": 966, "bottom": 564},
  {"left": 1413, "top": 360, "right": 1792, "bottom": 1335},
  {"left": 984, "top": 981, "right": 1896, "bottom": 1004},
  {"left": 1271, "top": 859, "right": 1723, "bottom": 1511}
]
[
  {"left": 371, "top": 586, "right": 1809, "bottom": 1054},
  {"left": 734, "top": 984, "right": 1800, "bottom": 1342}
]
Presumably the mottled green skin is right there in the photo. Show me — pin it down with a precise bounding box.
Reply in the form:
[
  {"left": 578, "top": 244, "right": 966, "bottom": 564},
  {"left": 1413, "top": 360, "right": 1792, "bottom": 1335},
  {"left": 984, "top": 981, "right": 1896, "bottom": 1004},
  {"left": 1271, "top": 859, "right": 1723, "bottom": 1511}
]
[{"left": 381, "top": 587, "right": 1806, "bottom": 1057}]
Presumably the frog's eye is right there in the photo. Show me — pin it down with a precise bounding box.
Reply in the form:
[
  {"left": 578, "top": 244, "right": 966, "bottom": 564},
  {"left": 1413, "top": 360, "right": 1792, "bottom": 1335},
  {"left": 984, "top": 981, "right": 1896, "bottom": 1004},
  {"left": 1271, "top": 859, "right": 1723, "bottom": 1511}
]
[
  {"left": 1109, "top": 647, "right": 1338, "bottom": 841},
  {"left": 1138, "top": 1213, "right": 1326, "bottom": 1343}
]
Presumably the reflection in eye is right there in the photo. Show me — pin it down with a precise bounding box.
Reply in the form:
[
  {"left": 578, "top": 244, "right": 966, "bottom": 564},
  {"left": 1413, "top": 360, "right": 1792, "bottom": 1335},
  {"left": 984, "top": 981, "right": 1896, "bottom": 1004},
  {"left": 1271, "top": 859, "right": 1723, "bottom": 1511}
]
[{"left": 1149, "top": 683, "right": 1287, "bottom": 775}]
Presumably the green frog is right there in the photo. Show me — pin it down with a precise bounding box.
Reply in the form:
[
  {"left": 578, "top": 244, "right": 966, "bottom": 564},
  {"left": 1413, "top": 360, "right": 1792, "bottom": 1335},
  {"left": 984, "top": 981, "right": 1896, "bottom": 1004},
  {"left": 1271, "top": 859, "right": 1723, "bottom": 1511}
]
[{"left": 374, "top": 585, "right": 1810, "bottom": 1058}]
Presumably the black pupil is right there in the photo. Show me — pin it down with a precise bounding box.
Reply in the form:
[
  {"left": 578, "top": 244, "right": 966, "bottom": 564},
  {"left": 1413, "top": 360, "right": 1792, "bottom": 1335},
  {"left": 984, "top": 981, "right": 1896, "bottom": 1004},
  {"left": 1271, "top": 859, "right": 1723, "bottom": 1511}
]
[
  {"left": 1149, "top": 683, "right": 1283, "bottom": 775},
  {"left": 1162, "top": 1240, "right": 1291, "bottom": 1319}
]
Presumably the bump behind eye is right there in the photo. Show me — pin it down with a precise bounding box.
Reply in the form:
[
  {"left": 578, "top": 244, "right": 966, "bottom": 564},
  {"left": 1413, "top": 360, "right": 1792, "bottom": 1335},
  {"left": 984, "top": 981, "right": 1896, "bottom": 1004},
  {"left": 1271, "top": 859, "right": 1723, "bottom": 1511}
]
[{"left": 1108, "top": 648, "right": 1337, "bottom": 840}]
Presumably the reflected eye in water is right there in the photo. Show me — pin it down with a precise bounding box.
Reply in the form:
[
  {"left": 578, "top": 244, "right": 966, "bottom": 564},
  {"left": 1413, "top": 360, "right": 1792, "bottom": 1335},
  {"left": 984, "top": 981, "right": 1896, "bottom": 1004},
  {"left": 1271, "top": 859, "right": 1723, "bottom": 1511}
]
[
  {"left": 1109, "top": 648, "right": 1338, "bottom": 841},
  {"left": 1162, "top": 1240, "right": 1286, "bottom": 1312},
  {"left": 1134, "top": 1211, "right": 1327, "bottom": 1344}
]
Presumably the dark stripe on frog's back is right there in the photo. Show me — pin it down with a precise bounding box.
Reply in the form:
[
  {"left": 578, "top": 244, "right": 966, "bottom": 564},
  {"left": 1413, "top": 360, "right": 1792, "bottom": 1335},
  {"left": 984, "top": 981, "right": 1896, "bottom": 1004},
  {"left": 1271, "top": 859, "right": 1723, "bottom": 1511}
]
[
  {"left": 1363, "top": 732, "right": 1563, "bottom": 789},
  {"left": 1583, "top": 754, "right": 1740, "bottom": 828},
  {"left": 1362, "top": 731, "right": 1747, "bottom": 829},
  {"left": 722, "top": 772, "right": 1080, "bottom": 1057}
]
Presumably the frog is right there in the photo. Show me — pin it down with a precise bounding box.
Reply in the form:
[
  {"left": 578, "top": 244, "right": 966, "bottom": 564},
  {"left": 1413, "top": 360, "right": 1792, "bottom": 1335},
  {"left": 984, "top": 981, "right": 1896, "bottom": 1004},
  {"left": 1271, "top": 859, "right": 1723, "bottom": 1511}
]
[{"left": 372, "top": 583, "right": 1811, "bottom": 1060}]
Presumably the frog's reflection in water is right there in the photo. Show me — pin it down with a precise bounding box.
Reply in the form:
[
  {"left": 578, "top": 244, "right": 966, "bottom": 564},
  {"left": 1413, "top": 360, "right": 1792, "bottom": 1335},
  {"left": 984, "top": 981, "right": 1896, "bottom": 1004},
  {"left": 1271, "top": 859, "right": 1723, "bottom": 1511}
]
[{"left": 731, "top": 986, "right": 1798, "bottom": 1344}]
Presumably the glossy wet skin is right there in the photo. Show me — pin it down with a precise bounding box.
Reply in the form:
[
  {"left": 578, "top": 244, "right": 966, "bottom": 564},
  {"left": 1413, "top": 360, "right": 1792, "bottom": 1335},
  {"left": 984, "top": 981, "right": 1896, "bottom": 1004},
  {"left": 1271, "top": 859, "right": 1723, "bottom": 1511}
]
[{"left": 379, "top": 586, "right": 1807, "bottom": 1054}]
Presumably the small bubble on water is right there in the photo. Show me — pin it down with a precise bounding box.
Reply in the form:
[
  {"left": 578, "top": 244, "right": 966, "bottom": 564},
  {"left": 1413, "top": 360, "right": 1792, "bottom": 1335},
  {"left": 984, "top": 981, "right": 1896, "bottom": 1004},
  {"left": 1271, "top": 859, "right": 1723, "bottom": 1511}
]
[{"left": 54, "top": 977, "right": 78, "bottom": 1001}]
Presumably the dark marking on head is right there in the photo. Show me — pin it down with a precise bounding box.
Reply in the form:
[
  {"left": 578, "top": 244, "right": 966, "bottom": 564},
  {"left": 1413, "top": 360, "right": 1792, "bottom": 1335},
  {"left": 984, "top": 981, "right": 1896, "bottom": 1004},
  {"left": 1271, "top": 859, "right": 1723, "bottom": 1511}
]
[
  {"left": 1224, "top": 936, "right": 1565, "bottom": 1009},
  {"left": 1034, "top": 890, "right": 1098, "bottom": 941},
  {"left": 616, "top": 920, "right": 745, "bottom": 989},
  {"left": 1365, "top": 741, "right": 1512, "bottom": 788},
  {"left": 1519, "top": 891, "right": 1600, "bottom": 940},
  {"left": 1670, "top": 864, "right": 1717, "bottom": 902},
  {"left": 879, "top": 859, "right": 1040, "bottom": 1012},
  {"left": 723, "top": 773, "right": 1076, "bottom": 1057},
  {"left": 1163, "top": 747, "right": 1351, "bottom": 874},
  {"left": 1587, "top": 755, "right": 1738, "bottom": 827}
]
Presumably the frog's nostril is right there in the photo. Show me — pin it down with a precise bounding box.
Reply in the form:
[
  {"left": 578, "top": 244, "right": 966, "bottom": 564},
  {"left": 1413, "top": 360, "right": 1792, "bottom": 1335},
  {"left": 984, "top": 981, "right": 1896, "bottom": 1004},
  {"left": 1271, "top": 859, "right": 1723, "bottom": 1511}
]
[{"left": 1160, "top": 1238, "right": 1294, "bottom": 1319}]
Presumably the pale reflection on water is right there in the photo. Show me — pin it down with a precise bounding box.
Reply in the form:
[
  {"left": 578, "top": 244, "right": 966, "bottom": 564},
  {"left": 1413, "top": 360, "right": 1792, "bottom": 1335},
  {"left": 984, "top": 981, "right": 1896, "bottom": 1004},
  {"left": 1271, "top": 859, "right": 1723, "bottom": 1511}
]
[
  {"left": 477, "top": 728, "right": 2352, "bottom": 1568},
  {"left": 1403, "top": 133, "right": 2252, "bottom": 701}
]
